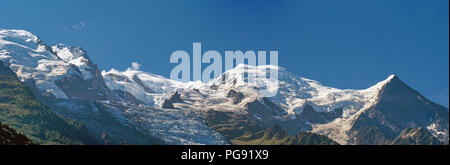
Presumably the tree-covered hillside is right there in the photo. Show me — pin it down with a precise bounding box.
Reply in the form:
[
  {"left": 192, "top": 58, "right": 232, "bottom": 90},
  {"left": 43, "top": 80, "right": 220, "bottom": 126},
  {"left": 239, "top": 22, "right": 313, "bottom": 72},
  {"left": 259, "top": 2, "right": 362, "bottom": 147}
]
[
  {"left": 0, "top": 63, "right": 97, "bottom": 145},
  {"left": 0, "top": 121, "right": 33, "bottom": 145}
]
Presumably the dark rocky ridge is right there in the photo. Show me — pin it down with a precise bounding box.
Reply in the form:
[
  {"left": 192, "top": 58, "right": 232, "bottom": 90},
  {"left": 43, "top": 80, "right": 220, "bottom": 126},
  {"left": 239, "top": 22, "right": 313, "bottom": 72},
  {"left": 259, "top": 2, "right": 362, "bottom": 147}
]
[
  {"left": 349, "top": 75, "right": 449, "bottom": 144},
  {"left": 162, "top": 92, "right": 184, "bottom": 109},
  {"left": 226, "top": 89, "right": 244, "bottom": 104},
  {"left": 113, "top": 89, "right": 145, "bottom": 105},
  {"left": 391, "top": 127, "right": 441, "bottom": 145},
  {"left": 132, "top": 75, "right": 155, "bottom": 93},
  {"left": 0, "top": 122, "right": 33, "bottom": 145},
  {"left": 299, "top": 105, "right": 343, "bottom": 123}
]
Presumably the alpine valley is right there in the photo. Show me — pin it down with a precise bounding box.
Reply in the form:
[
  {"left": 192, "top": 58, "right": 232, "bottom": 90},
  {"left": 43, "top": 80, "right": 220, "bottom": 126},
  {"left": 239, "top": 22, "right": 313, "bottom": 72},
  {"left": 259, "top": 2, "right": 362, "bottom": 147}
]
[{"left": 0, "top": 29, "right": 448, "bottom": 145}]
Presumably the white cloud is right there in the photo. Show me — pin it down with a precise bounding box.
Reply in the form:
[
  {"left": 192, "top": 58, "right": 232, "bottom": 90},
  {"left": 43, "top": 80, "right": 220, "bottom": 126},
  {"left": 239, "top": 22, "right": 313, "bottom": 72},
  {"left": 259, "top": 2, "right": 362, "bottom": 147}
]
[
  {"left": 131, "top": 62, "right": 141, "bottom": 70},
  {"left": 71, "top": 21, "right": 86, "bottom": 30},
  {"left": 104, "top": 62, "right": 142, "bottom": 74}
]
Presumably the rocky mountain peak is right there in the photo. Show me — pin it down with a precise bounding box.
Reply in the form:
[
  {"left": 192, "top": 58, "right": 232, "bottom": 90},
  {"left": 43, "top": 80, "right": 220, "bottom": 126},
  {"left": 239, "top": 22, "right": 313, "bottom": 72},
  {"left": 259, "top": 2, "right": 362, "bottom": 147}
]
[{"left": 162, "top": 92, "right": 184, "bottom": 109}]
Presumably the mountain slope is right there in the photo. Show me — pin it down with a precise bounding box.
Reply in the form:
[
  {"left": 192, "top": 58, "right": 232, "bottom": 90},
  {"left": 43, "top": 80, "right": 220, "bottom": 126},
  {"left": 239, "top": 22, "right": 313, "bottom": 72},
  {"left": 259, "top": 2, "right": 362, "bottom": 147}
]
[
  {"left": 0, "top": 121, "right": 33, "bottom": 145},
  {"left": 348, "top": 76, "right": 449, "bottom": 144},
  {"left": 0, "top": 29, "right": 117, "bottom": 101},
  {"left": 205, "top": 110, "right": 337, "bottom": 145},
  {"left": 391, "top": 127, "right": 442, "bottom": 145},
  {"left": 234, "top": 125, "right": 338, "bottom": 145},
  {"left": 0, "top": 62, "right": 97, "bottom": 144}
]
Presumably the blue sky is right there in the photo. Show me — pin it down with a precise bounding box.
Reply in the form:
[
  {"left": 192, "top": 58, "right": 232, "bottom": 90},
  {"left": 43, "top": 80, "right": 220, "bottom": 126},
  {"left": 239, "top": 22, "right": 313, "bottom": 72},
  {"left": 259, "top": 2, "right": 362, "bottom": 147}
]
[{"left": 1, "top": 0, "right": 448, "bottom": 107}]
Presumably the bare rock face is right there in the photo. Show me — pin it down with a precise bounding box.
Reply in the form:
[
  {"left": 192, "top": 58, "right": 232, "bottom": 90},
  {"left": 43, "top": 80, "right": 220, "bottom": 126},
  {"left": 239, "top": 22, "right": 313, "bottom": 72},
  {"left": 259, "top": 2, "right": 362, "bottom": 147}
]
[
  {"left": 162, "top": 92, "right": 183, "bottom": 109},
  {"left": 113, "top": 89, "right": 145, "bottom": 105},
  {"left": 55, "top": 66, "right": 116, "bottom": 101},
  {"left": 226, "top": 89, "right": 244, "bottom": 104},
  {"left": 299, "top": 105, "right": 343, "bottom": 123},
  {"left": 245, "top": 99, "right": 283, "bottom": 121}
]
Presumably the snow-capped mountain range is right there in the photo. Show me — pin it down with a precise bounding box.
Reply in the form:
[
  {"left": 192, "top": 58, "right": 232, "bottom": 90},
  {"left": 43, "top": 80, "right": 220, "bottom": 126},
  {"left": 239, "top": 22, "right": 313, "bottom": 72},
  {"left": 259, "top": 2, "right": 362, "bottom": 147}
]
[{"left": 1, "top": 29, "right": 448, "bottom": 145}]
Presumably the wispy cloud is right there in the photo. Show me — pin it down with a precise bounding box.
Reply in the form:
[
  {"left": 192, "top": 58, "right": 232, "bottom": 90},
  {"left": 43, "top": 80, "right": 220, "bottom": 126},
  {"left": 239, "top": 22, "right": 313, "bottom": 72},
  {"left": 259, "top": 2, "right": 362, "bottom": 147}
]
[
  {"left": 102, "top": 62, "right": 143, "bottom": 75},
  {"left": 64, "top": 21, "right": 87, "bottom": 31},
  {"left": 72, "top": 21, "right": 86, "bottom": 30}
]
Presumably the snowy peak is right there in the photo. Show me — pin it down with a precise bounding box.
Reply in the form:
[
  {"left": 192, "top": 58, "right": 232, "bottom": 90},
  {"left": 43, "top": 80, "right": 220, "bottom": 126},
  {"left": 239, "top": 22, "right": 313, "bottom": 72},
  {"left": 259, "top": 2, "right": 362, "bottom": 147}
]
[
  {"left": 51, "top": 44, "right": 96, "bottom": 80},
  {"left": 1, "top": 29, "right": 70, "bottom": 98},
  {"left": 209, "top": 64, "right": 280, "bottom": 89},
  {"left": 102, "top": 64, "right": 198, "bottom": 106},
  {"left": 52, "top": 44, "right": 90, "bottom": 62},
  {"left": 387, "top": 74, "right": 397, "bottom": 81},
  {"left": 0, "top": 29, "right": 111, "bottom": 100},
  {"left": 0, "top": 29, "right": 41, "bottom": 47},
  {"left": 373, "top": 74, "right": 425, "bottom": 104},
  {"left": 380, "top": 74, "right": 406, "bottom": 91},
  {"left": 369, "top": 74, "right": 398, "bottom": 89}
]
